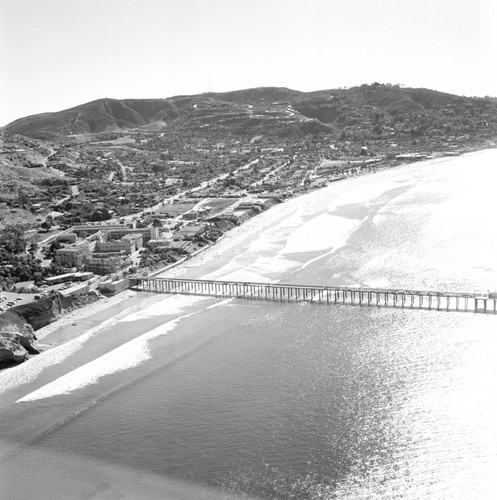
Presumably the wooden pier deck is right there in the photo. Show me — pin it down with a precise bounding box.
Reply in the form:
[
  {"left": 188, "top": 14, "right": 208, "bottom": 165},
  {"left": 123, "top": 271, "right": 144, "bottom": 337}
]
[{"left": 129, "top": 277, "right": 497, "bottom": 314}]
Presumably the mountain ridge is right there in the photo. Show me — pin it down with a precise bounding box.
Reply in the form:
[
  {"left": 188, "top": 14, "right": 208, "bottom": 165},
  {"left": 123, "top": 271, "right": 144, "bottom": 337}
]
[{"left": 4, "top": 84, "right": 497, "bottom": 141}]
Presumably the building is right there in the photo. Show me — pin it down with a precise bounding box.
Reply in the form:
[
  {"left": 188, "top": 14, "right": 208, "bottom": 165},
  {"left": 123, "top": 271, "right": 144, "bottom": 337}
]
[
  {"left": 182, "top": 211, "right": 197, "bottom": 220},
  {"left": 56, "top": 233, "right": 77, "bottom": 244},
  {"left": 238, "top": 201, "right": 263, "bottom": 212},
  {"left": 95, "top": 233, "right": 143, "bottom": 254},
  {"left": 85, "top": 254, "right": 127, "bottom": 275},
  {"left": 72, "top": 271, "right": 95, "bottom": 282},
  {"left": 71, "top": 224, "right": 124, "bottom": 237},
  {"left": 68, "top": 225, "right": 159, "bottom": 243},
  {"left": 99, "top": 277, "right": 130, "bottom": 295},
  {"left": 106, "top": 227, "right": 159, "bottom": 243},
  {"left": 55, "top": 241, "right": 91, "bottom": 267},
  {"left": 147, "top": 238, "right": 172, "bottom": 249},
  {"left": 174, "top": 224, "right": 206, "bottom": 240},
  {"left": 169, "top": 240, "right": 191, "bottom": 253},
  {"left": 44, "top": 273, "right": 76, "bottom": 286}
]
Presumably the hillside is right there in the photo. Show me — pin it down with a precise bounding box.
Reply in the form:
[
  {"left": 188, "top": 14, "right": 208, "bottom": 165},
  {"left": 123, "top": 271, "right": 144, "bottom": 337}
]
[
  {"left": 1, "top": 83, "right": 496, "bottom": 234},
  {"left": 5, "top": 84, "right": 497, "bottom": 142}
]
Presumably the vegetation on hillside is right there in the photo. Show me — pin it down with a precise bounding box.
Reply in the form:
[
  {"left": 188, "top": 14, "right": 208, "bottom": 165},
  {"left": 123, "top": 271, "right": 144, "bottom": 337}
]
[{"left": 5, "top": 84, "right": 496, "bottom": 143}]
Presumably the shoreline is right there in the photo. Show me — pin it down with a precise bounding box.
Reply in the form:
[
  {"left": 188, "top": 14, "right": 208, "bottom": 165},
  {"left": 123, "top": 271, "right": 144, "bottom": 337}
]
[
  {"left": 24, "top": 146, "right": 496, "bottom": 350},
  {"left": 35, "top": 290, "right": 137, "bottom": 342},
  {"left": 157, "top": 147, "right": 494, "bottom": 281}
]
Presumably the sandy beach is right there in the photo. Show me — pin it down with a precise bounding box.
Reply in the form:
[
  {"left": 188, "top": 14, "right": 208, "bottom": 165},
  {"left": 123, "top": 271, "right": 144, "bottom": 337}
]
[
  {"left": 34, "top": 289, "right": 166, "bottom": 349},
  {"left": 3, "top": 149, "right": 497, "bottom": 500},
  {"left": 31, "top": 149, "right": 495, "bottom": 352}
]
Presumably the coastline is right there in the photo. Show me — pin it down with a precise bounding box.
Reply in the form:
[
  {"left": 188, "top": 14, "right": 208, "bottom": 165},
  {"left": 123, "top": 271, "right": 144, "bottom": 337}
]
[
  {"left": 158, "top": 147, "right": 494, "bottom": 281},
  {"left": 35, "top": 290, "right": 137, "bottom": 342},
  {"left": 32, "top": 289, "right": 167, "bottom": 354},
  {"left": 26, "top": 147, "right": 495, "bottom": 351}
]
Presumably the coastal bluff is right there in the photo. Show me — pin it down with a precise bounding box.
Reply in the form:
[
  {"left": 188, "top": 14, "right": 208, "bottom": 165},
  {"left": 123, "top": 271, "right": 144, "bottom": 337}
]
[
  {"left": 0, "top": 309, "right": 39, "bottom": 366},
  {"left": 0, "top": 292, "right": 100, "bottom": 366}
]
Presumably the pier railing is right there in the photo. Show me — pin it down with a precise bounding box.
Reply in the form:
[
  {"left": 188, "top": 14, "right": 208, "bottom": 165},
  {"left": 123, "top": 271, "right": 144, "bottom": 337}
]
[{"left": 129, "top": 277, "right": 496, "bottom": 314}]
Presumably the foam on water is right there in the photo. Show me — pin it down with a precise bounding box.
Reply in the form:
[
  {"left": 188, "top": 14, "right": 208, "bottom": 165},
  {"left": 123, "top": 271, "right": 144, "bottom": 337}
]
[
  {"left": 0, "top": 306, "right": 137, "bottom": 396},
  {"left": 15, "top": 292, "right": 231, "bottom": 403},
  {"left": 11, "top": 151, "right": 494, "bottom": 401},
  {"left": 194, "top": 162, "right": 439, "bottom": 286},
  {"left": 204, "top": 212, "right": 362, "bottom": 283},
  {"left": 16, "top": 316, "right": 187, "bottom": 402},
  {"left": 212, "top": 268, "right": 278, "bottom": 283},
  {"left": 5, "top": 150, "right": 497, "bottom": 499},
  {"left": 281, "top": 213, "right": 361, "bottom": 255},
  {"left": 205, "top": 298, "right": 234, "bottom": 310},
  {"left": 326, "top": 178, "right": 405, "bottom": 212},
  {"left": 120, "top": 294, "right": 209, "bottom": 322}
]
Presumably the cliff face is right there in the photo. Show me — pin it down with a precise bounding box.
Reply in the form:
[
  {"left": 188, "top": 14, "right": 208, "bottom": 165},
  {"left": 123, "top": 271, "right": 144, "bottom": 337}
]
[
  {"left": 13, "top": 294, "right": 63, "bottom": 331},
  {"left": 0, "top": 310, "right": 39, "bottom": 366},
  {"left": 0, "top": 292, "right": 101, "bottom": 367}
]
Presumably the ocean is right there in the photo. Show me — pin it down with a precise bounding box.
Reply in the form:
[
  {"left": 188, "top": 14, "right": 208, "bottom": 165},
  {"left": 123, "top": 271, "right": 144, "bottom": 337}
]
[{"left": 1, "top": 149, "right": 497, "bottom": 499}]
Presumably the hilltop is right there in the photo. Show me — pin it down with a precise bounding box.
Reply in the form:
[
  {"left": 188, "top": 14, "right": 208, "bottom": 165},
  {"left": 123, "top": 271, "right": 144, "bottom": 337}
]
[
  {"left": 0, "top": 83, "right": 497, "bottom": 236},
  {"left": 1, "top": 83, "right": 496, "bottom": 234},
  {"left": 1, "top": 83, "right": 497, "bottom": 361},
  {"left": 5, "top": 84, "right": 497, "bottom": 142}
]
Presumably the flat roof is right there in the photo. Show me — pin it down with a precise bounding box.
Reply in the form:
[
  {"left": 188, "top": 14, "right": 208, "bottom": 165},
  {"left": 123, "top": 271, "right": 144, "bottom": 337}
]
[{"left": 45, "top": 273, "right": 75, "bottom": 282}]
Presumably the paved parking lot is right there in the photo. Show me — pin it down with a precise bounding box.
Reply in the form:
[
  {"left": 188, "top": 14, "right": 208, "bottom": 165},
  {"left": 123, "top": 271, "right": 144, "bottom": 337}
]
[{"left": 0, "top": 289, "right": 48, "bottom": 313}]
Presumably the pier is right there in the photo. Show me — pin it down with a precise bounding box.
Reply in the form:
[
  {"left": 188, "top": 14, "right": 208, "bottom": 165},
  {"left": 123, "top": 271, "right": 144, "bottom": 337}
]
[{"left": 129, "top": 277, "right": 497, "bottom": 314}]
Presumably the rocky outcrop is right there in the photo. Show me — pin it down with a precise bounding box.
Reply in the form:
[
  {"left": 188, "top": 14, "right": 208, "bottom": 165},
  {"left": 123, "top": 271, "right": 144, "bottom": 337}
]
[
  {"left": 0, "top": 310, "right": 38, "bottom": 366},
  {"left": 0, "top": 291, "right": 102, "bottom": 367},
  {"left": 13, "top": 293, "right": 63, "bottom": 330}
]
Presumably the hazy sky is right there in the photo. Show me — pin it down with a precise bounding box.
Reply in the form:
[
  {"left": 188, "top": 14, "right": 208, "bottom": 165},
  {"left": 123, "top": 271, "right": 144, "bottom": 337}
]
[{"left": 1, "top": 0, "right": 496, "bottom": 125}]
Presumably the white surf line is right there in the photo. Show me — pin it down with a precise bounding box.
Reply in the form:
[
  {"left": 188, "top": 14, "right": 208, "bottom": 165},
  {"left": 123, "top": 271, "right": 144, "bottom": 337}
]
[
  {"left": 0, "top": 304, "right": 140, "bottom": 396},
  {"left": 119, "top": 294, "right": 210, "bottom": 322},
  {"left": 205, "top": 298, "right": 234, "bottom": 309},
  {"left": 16, "top": 298, "right": 228, "bottom": 403}
]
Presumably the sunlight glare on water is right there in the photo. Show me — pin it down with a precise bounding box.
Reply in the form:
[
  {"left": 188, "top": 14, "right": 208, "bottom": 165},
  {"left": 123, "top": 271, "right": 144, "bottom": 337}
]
[{"left": 2, "top": 150, "right": 497, "bottom": 499}]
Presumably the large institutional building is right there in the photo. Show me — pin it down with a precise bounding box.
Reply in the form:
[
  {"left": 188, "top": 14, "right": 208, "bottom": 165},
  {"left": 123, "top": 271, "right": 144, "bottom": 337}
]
[{"left": 55, "top": 226, "right": 159, "bottom": 273}]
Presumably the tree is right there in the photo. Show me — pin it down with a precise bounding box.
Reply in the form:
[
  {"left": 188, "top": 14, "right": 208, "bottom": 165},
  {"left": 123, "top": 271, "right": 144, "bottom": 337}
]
[{"left": 90, "top": 208, "right": 111, "bottom": 221}]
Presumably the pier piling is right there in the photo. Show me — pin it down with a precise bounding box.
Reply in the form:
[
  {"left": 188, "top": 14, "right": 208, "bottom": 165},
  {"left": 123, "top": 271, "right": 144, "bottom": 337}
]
[{"left": 129, "top": 278, "right": 496, "bottom": 315}]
